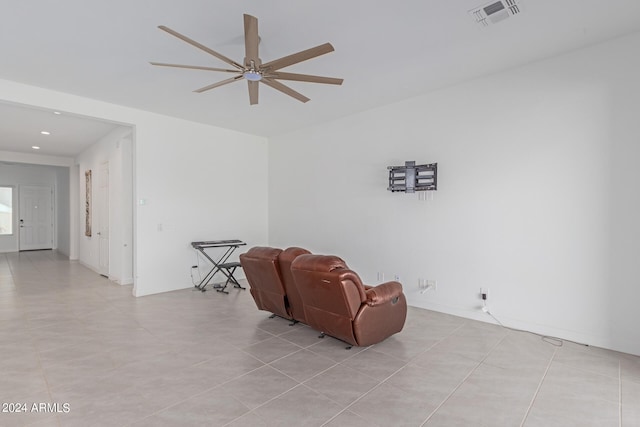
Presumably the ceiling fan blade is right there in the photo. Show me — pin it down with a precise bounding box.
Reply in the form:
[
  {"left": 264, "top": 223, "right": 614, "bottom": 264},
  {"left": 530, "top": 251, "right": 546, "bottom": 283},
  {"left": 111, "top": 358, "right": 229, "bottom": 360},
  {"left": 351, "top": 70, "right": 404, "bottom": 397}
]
[
  {"left": 267, "top": 71, "right": 343, "bottom": 85},
  {"left": 243, "top": 14, "right": 260, "bottom": 65},
  {"left": 261, "top": 43, "right": 335, "bottom": 71},
  {"left": 158, "top": 25, "right": 243, "bottom": 70},
  {"left": 149, "top": 62, "right": 239, "bottom": 73},
  {"left": 261, "top": 78, "right": 310, "bottom": 103},
  {"left": 248, "top": 80, "right": 259, "bottom": 105},
  {"left": 194, "top": 75, "right": 244, "bottom": 93}
]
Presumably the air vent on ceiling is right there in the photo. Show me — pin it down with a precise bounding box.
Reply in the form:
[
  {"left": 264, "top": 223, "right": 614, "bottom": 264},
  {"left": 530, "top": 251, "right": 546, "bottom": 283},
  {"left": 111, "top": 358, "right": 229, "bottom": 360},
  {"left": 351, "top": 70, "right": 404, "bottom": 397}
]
[{"left": 469, "top": 0, "right": 523, "bottom": 27}]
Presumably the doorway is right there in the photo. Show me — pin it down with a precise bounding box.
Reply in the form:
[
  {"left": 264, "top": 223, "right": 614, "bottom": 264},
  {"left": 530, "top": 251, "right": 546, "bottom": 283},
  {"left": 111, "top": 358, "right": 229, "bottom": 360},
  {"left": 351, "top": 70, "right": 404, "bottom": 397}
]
[{"left": 19, "top": 185, "right": 53, "bottom": 251}]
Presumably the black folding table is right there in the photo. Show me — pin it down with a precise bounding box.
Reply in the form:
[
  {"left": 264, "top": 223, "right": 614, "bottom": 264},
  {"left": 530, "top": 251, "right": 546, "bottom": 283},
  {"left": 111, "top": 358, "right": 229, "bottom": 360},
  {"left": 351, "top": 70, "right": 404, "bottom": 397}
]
[{"left": 191, "top": 240, "right": 246, "bottom": 293}]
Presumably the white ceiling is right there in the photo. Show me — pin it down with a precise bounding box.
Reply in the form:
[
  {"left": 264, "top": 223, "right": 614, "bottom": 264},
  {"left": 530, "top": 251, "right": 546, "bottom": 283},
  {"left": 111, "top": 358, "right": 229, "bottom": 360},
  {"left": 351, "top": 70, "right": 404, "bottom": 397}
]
[
  {"left": 0, "top": 102, "right": 123, "bottom": 157},
  {"left": 2, "top": 0, "right": 640, "bottom": 157}
]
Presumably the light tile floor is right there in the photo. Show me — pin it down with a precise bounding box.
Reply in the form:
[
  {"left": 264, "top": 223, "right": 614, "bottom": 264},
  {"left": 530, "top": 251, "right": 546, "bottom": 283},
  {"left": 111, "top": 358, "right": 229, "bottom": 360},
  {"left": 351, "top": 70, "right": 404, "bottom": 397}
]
[{"left": 1, "top": 250, "right": 639, "bottom": 426}]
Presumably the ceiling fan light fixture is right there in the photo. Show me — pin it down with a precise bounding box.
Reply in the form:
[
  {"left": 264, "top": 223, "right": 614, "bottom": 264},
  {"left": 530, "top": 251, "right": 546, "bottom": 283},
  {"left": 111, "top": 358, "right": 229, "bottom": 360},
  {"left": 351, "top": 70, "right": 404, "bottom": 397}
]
[
  {"left": 243, "top": 70, "right": 262, "bottom": 81},
  {"left": 151, "top": 14, "right": 342, "bottom": 104}
]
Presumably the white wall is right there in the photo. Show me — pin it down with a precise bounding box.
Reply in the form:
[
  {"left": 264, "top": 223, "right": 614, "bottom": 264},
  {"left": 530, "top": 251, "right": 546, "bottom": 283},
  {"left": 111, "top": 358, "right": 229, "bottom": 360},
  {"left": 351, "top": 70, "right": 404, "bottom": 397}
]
[
  {"left": 132, "top": 119, "right": 269, "bottom": 295},
  {"left": 0, "top": 78, "right": 269, "bottom": 297},
  {"left": 75, "top": 126, "right": 133, "bottom": 282},
  {"left": 268, "top": 33, "right": 640, "bottom": 355},
  {"left": 0, "top": 162, "right": 70, "bottom": 255}
]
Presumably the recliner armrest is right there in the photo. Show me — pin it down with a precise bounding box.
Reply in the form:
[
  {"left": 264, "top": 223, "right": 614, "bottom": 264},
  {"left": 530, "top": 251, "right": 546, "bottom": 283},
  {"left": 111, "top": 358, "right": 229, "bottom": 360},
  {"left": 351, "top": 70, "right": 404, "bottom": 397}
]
[{"left": 365, "top": 281, "right": 404, "bottom": 307}]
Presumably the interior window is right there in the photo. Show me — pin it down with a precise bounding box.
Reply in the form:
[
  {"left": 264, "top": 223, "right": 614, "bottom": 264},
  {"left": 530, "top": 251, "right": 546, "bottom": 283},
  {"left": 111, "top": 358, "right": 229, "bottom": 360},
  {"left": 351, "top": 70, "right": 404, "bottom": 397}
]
[{"left": 0, "top": 187, "right": 13, "bottom": 235}]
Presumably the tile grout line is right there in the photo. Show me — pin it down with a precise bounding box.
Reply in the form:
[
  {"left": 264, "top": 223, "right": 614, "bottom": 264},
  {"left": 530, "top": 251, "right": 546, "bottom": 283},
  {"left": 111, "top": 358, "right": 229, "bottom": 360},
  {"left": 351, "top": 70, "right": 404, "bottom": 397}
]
[
  {"left": 550, "top": 355, "right": 622, "bottom": 381},
  {"left": 119, "top": 328, "right": 288, "bottom": 425},
  {"left": 419, "top": 331, "right": 510, "bottom": 426},
  {"left": 319, "top": 320, "right": 471, "bottom": 426},
  {"left": 253, "top": 343, "right": 375, "bottom": 423},
  {"left": 619, "top": 359, "right": 622, "bottom": 427},
  {"left": 519, "top": 346, "right": 558, "bottom": 427},
  {"left": 209, "top": 341, "right": 345, "bottom": 426},
  {"left": 5, "top": 252, "right": 63, "bottom": 427},
  {"left": 125, "top": 361, "right": 271, "bottom": 427},
  {"left": 318, "top": 361, "right": 412, "bottom": 427},
  {"left": 217, "top": 363, "right": 341, "bottom": 427}
]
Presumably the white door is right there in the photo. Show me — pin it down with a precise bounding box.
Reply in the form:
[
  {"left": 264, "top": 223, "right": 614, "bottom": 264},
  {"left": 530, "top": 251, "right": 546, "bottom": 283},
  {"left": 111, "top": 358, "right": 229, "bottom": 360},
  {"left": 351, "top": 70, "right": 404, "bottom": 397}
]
[
  {"left": 19, "top": 186, "right": 53, "bottom": 251},
  {"left": 97, "top": 162, "right": 110, "bottom": 277}
]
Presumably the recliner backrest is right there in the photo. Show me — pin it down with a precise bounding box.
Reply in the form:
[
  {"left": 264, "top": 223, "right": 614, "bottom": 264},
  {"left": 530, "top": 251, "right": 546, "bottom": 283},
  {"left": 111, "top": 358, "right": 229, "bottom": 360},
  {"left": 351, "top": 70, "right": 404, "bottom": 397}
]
[
  {"left": 277, "top": 247, "right": 311, "bottom": 323},
  {"left": 291, "top": 254, "right": 367, "bottom": 345},
  {"left": 239, "top": 246, "right": 289, "bottom": 319}
]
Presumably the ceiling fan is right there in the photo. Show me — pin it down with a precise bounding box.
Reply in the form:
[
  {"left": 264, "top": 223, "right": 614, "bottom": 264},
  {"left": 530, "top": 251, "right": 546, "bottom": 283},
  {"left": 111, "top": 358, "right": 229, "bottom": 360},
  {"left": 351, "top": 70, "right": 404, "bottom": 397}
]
[{"left": 150, "top": 14, "right": 343, "bottom": 105}]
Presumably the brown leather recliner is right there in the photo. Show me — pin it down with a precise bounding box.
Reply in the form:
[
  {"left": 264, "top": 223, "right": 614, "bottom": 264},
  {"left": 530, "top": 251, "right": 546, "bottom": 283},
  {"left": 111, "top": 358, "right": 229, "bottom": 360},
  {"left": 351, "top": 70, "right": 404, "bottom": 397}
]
[
  {"left": 239, "top": 247, "right": 290, "bottom": 320},
  {"left": 291, "top": 254, "right": 407, "bottom": 346},
  {"left": 278, "top": 247, "right": 312, "bottom": 324}
]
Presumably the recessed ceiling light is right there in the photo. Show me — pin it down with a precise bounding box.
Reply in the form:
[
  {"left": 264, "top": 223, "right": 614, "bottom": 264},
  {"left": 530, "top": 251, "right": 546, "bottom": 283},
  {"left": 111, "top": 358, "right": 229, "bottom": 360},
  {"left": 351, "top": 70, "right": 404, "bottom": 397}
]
[
  {"left": 32, "top": 146, "right": 41, "bottom": 150},
  {"left": 40, "top": 131, "right": 50, "bottom": 135},
  {"left": 53, "top": 111, "right": 61, "bottom": 115}
]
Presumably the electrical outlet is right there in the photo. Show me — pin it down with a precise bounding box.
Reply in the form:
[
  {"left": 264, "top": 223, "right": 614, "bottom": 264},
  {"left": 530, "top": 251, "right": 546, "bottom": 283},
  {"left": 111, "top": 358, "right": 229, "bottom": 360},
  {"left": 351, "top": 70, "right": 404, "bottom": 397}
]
[
  {"left": 394, "top": 274, "right": 401, "bottom": 282},
  {"left": 480, "top": 287, "right": 489, "bottom": 301}
]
